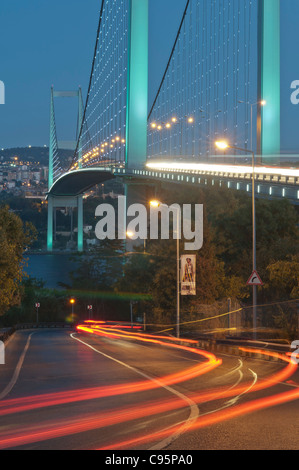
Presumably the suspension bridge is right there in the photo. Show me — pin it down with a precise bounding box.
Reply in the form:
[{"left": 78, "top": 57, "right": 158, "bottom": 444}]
[{"left": 47, "top": 0, "right": 299, "bottom": 251}]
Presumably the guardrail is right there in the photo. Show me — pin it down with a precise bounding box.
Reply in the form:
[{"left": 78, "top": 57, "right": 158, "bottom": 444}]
[
  {"left": 16, "top": 323, "right": 73, "bottom": 330},
  {"left": 113, "top": 167, "right": 299, "bottom": 205}
]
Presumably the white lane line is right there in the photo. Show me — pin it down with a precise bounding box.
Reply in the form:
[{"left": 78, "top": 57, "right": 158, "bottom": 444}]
[
  {"left": 176, "top": 367, "right": 257, "bottom": 424},
  {"left": 70, "top": 333, "right": 199, "bottom": 449},
  {"left": 141, "top": 361, "right": 256, "bottom": 448},
  {"left": 225, "top": 368, "right": 258, "bottom": 406},
  {"left": 0, "top": 332, "right": 35, "bottom": 401},
  {"left": 150, "top": 361, "right": 247, "bottom": 450}
]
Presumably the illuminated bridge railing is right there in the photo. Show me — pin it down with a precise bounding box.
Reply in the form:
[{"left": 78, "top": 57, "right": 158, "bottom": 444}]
[{"left": 112, "top": 162, "right": 299, "bottom": 204}]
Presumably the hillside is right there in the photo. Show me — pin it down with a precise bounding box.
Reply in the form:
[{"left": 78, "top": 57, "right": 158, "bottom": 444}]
[{"left": 0, "top": 147, "right": 74, "bottom": 168}]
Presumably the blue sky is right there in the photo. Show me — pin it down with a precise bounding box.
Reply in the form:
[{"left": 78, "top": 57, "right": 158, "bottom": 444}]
[
  {"left": 0, "top": 0, "right": 298, "bottom": 152},
  {"left": 0, "top": 0, "right": 185, "bottom": 149}
]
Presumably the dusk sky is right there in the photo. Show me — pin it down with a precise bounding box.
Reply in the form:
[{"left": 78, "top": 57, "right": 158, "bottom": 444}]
[{"left": 0, "top": 0, "right": 298, "bottom": 152}]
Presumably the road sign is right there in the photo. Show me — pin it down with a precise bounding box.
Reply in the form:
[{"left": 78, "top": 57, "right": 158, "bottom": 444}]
[
  {"left": 87, "top": 305, "right": 93, "bottom": 310},
  {"left": 35, "top": 303, "right": 40, "bottom": 308},
  {"left": 247, "top": 271, "right": 263, "bottom": 286}
]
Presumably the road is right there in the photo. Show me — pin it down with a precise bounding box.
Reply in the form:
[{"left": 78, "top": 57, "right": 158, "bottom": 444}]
[{"left": 0, "top": 327, "right": 298, "bottom": 450}]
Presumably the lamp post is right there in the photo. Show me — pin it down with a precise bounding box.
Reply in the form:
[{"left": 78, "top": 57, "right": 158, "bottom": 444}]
[
  {"left": 150, "top": 200, "right": 181, "bottom": 338},
  {"left": 126, "top": 230, "right": 146, "bottom": 254},
  {"left": 150, "top": 121, "right": 172, "bottom": 156},
  {"left": 35, "top": 303, "right": 40, "bottom": 324},
  {"left": 70, "top": 298, "right": 76, "bottom": 324},
  {"left": 172, "top": 116, "right": 195, "bottom": 157},
  {"left": 215, "top": 140, "right": 257, "bottom": 339},
  {"left": 238, "top": 100, "right": 266, "bottom": 151},
  {"left": 251, "top": 100, "right": 266, "bottom": 152}
]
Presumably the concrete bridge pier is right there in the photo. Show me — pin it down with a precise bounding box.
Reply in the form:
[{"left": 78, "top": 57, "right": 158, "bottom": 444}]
[{"left": 47, "top": 195, "right": 83, "bottom": 252}]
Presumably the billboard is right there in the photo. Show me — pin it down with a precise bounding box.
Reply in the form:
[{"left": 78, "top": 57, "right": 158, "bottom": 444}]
[{"left": 181, "top": 255, "right": 196, "bottom": 296}]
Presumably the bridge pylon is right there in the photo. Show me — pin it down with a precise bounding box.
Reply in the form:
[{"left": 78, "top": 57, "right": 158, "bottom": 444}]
[
  {"left": 258, "top": 0, "right": 281, "bottom": 161},
  {"left": 125, "top": 0, "right": 149, "bottom": 170},
  {"left": 47, "top": 87, "right": 84, "bottom": 252}
]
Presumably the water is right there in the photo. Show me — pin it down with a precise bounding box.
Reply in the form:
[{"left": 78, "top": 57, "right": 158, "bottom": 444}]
[{"left": 26, "top": 254, "right": 78, "bottom": 289}]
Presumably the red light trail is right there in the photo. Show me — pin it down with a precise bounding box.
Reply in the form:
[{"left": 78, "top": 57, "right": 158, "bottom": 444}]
[{"left": 0, "top": 323, "right": 297, "bottom": 450}]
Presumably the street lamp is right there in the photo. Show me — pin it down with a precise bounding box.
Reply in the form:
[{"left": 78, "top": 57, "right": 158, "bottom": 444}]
[
  {"left": 70, "top": 298, "right": 76, "bottom": 324},
  {"left": 126, "top": 230, "right": 146, "bottom": 254},
  {"left": 251, "top": 100, "right": 266, "bottom": 152},
  {"left": 238, "top": 100, "right": 267, "bottom": 151},
  {"left": 215, "top": 140, "right": 258, "bottom": 339},
  {"left": 150, "top": 200, "right": 181, "bottom": 338}
]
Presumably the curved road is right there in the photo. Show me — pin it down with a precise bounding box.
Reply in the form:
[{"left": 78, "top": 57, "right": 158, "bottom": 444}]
[{"left": 0, "top": 328, "right": 298, "bottom": 450}]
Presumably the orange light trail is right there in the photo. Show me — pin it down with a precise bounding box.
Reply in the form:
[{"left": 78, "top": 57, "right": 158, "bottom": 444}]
[
  {"left": 0, "top": 348, "right": 296, "bottom": 450},
  {"left": 98, "top": 348, "right": 299, "bottom": 450},
  {"left": 99, "top": 384, "right": 299, "bottom": 450},
  {"left": 0, "top": 327, "right": 220, "bottom": 418},
  {"left": 0, "top": 331, "right": 297, "bottom": 449},
  {"left": 0, "top": 347, "right": 295, "bottom": 450},
  {"left": 77, "top": 324, "right": 199, "bottom": 346}
]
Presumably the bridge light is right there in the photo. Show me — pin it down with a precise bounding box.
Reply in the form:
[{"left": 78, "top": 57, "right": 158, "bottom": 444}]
[
  {"left": 261, "top": 100, "right": 267, "bottom": 106},
  {"left": 172, "top": 117, "right": 177, "bottom": 123},
  {"left": 157, "top": 125, "right": 162, "bottom": 131},
  {"left": 165, "top": 123, "right": 171, "bottom": 129},
  {"left": 187, "top": 117, "right": 194, "bottom": 124},
  {"left": 121, "top": 139, "right": 126, "bottom": 144}
]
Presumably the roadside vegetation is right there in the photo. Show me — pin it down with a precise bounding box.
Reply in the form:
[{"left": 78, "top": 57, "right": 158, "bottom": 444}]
[{"left": 0, "top": 185, "right": 298, "bottom": 339}]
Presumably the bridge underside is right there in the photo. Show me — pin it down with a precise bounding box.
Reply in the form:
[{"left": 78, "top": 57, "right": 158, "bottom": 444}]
[{"left": 48, "top": 169, "right": 115, "bottom": 197}]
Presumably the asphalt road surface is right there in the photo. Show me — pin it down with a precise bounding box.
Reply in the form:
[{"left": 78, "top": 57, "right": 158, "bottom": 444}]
[{"left": 0, "top": 328, "right": 298, "bottom": 450}]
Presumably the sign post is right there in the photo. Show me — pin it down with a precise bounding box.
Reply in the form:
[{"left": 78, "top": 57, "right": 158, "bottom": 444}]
[
  {"left": 247, "top": 271, "right": 263, "bottom": 339},
  {"left": 87, "top": 305, "right": 93, "bottom": 320},
  {"left": 35, "top": 303, "right": 40, "bottom": 324}
]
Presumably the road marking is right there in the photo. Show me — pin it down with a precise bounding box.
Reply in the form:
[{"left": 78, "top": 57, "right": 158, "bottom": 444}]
[
  {"left": 0, "top": 333, "right": 35, "bottom": 401},
  {"left": 70, "top": 333, "right": 199, "bottom": 450},
  {"left": 225, "top": 368, "right": 258, "bottom": 406},
  {"left": 135, "top": 363, "right": 257, "bottom": 449}
]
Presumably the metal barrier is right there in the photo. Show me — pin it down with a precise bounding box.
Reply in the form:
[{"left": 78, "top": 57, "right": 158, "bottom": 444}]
[{"left": 16, "top": 323, "right": 73, "bottom": 330}]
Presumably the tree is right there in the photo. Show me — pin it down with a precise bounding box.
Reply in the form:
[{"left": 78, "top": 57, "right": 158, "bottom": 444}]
[
  {"left": 0, "top": 206, "right": 36, "bottom": 315},
  {"left": 266, "top": 255, "right": 299, "bottom": 300}
]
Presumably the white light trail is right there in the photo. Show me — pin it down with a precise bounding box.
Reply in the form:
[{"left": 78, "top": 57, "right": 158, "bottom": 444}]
[{"left": 146, "top": 161, "right": 299, "bottom": 178}]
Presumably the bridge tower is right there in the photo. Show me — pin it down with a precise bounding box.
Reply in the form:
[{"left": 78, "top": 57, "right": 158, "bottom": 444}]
[
  {"left": 258, "top": 0, "right": 281, "bottom": 159},
  {"left": 125, "top": 0, "right": 149, "bottom": 169},
  {"left": 47, "top": 87, "right": 84, "bottom": 252}
]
